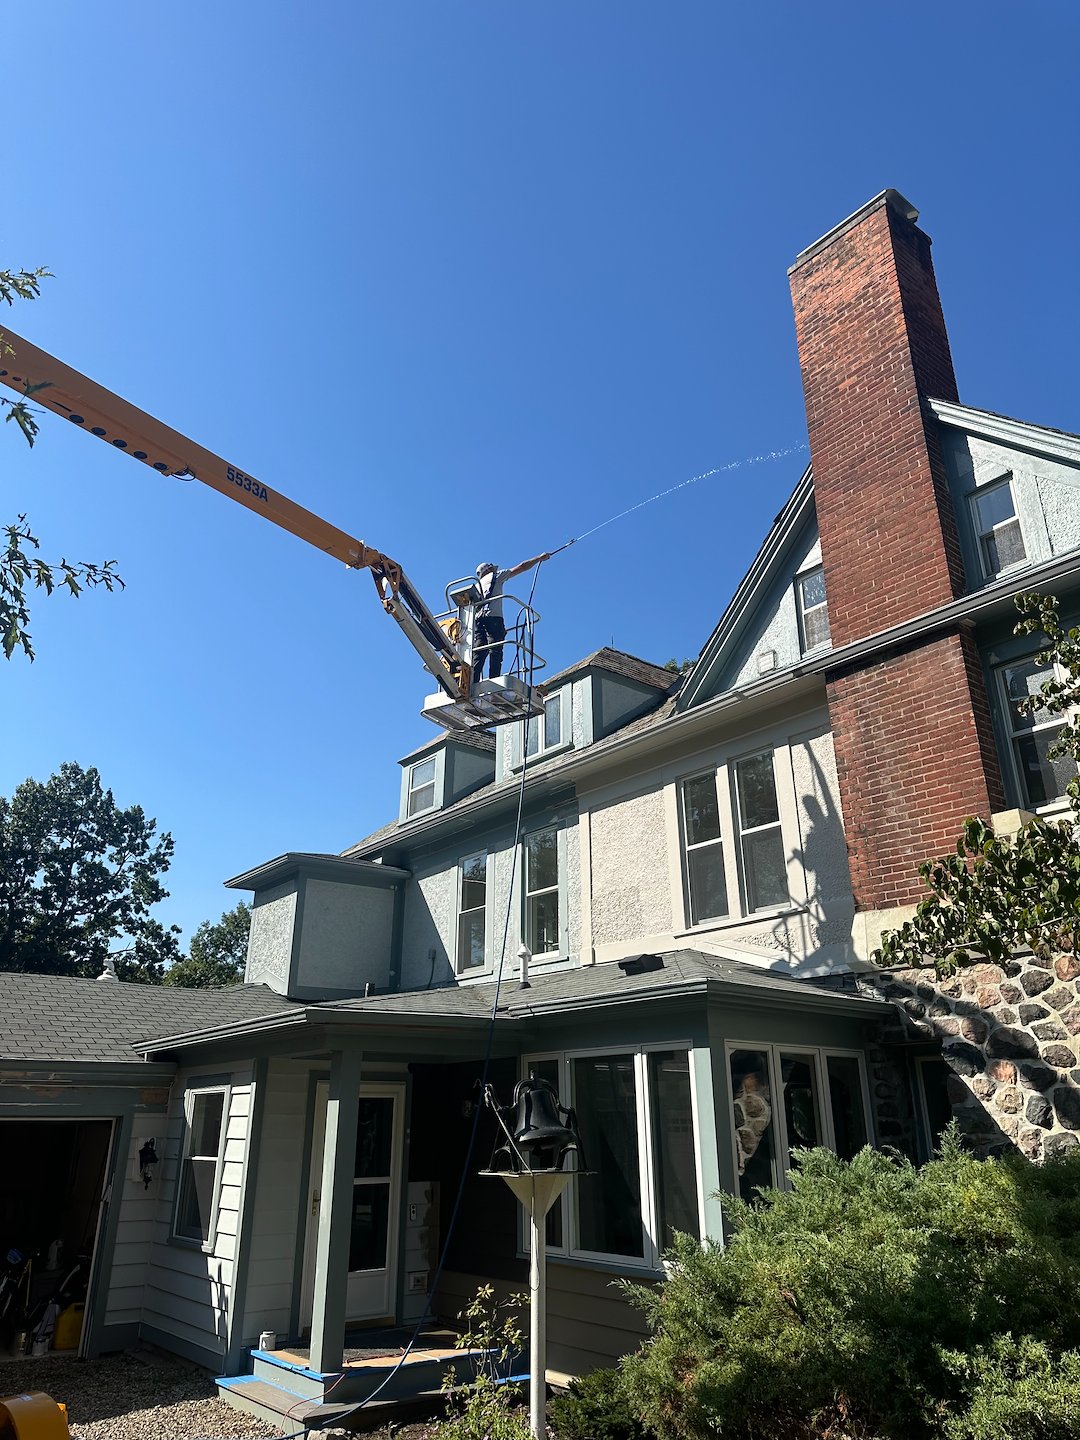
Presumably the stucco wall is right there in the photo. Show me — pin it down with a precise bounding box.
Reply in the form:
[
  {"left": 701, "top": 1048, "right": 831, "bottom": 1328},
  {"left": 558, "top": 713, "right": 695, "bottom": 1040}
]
[
  {"left": 400, "top": 868, "right": 456, "bottom": 990},
  {"left": 296, "top": 878, "right": 395, "bottom": 994},
  {"left": 589, "top": 784, "right": 672, "bottom": 947},
  {"left": 725, "top": 534, "right": 824, "bottom": 692},
  {"left": 245, "top": 883, "right": 297, "bottom": 992}
]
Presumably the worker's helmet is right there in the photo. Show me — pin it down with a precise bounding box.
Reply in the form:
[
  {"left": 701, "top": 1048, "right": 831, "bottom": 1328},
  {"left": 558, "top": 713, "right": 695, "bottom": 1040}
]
[{"left": 476, "top": 561, "right": 497, "bottom": 577}]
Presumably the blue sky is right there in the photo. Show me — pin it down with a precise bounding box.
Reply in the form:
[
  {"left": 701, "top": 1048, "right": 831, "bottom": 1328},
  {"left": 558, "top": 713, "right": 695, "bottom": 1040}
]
[{"left": 4, "top": 1, "right": 1078, "bottom": 947}]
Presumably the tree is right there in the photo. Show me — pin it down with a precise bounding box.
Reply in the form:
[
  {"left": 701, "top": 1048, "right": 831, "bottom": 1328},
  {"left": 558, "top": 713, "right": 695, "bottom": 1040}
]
[
  {"left": 875, "top": 592, "right": 1080, "bottom": 975},
  {"left": 165, "top": 901, "right": 251, "bottom": 989},
  {"left": 0, "top": 762, "right": 180, "bottom": 982},
  {"left": 2, "top": 266, "right": 123, "bottom": 659}
]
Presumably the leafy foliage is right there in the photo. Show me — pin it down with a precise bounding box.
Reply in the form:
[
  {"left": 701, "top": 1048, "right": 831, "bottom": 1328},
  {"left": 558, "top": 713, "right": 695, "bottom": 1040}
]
[
  {"left": 875, "top": 592, "right": 1080, "bottom": 975},
  {"left": 2, "top": 264, "right": 124, "bottom": 659},
  {"left": 619, "top": 1135, "right": 1080, "bottom": 1440},
  {"left": 0, "top": 761, "right": 180, "bottom": 982},
  {"left": 549, "top": 1366, "right": 651, "bottom": 1440},
  {"left": 436, "top": 1284, "right": 530, "bottom": 1440},
  {"left": 165, "top": 901, "right": 251, "bottom": 988}
]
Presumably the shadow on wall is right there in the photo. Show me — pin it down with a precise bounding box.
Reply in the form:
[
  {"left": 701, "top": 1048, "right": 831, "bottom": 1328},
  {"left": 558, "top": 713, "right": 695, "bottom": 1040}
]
[{"left": 408, "top": 877, "right": 454, "bottom": 990}]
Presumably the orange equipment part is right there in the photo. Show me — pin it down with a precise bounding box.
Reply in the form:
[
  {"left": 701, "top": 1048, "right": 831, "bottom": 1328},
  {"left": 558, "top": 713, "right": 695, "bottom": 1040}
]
[{"left": 0, "top": 1392, "right": 71, "bottom": 1440}]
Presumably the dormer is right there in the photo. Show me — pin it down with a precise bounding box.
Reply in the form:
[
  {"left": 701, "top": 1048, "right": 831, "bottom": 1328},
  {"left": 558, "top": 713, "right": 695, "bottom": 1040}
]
[
  {"left": 398, "top": 731, "right": 496, "bottom": 822},
  {"left": 495, "top": 648, "right": 675, "bottom": 779}
]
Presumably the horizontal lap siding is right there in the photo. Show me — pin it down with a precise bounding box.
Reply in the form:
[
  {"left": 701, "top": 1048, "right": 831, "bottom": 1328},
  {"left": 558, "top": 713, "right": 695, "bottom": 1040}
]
[
  {"left": 103, "top": 1099, "right": 169, "bottom": 1328},
  {"left": 436, "top": 1264, "right": 650, "bottom": 1378},
  {"left": 140, "top": 1069, "right": 254, "bottom": 1363},
  {"left": 241, "top": 1059, "right": 312, "bottom": 1342}
]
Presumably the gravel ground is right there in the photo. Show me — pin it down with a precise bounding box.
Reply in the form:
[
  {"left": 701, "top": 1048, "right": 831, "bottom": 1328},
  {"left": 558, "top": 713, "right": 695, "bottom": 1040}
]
[{"left": 0, "top": 1351, "right": 283, "bottom": 1439}]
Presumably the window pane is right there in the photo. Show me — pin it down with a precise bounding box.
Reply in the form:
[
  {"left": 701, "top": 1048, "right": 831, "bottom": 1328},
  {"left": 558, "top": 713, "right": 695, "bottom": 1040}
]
[
  {"left": 826, "top": 1055, "right": 868, "bottom": 1161},
  {"left": 458, "top": 909, "right": 486, "bottom": 969},
  {"left": 649, "top": 1052, "right": 699, "bottom": 1246},
  {"left": 1014, "top": 729, "right": 1075, "bottom": 807},
  {"left": 917, "top": 1058, "right": 954, "bottom": 1156},
  {"left": 1005, "top": 662, "right": 1054, "bottom": 731},
  {"left": 526, "top": 829, "right": 559, "bottom": 891},
  {"left": 688, "top": 844, "right": 728, "bottom": 923},
  {"left": 462, "top": 854, "right": 486, "bottom": 912},
  {"left": 176, "top": 1157, "right": 216, "bottom": 1242},
  {"left": 730, "top": 1050, "right": 776, "bottom": 1202},
  {"left": 682, "top": 775, "right": 720, "bottom": 846},
  {"left": 743, "top": 828, "right": 788, "bottom": 910},
  {"left": 525, "top": 717, "right": 539, "bottom": 757},
  {"left": 736, "top": 754, "right": 780, "bottom": 829},
  {"left": 780, "top": 1054, "right": 821, "bottom": 1151},
  {"left": 349, "top": 1183, "right": 390, "bottom": 1272},
  {"left": 411, "top": 757, "right": 436, "bottom": 788},
  {"left": 355, "top": 1097, "right": 394, "bottom": 1178},
  {"left": 573, "top": 1055, "right": 643, "bottom": 1257},
  {"left": 803, "top": 605, "right": 831, "bottom": 651},
  {"left": 798, "top": 568, "right": 826, "bottom": 610},
  {"left": 408, "top": 783, "right": 436, "bottom": 816},
  {"left": 983, "top": 518, "right": 1026, "bottom": 572},
  {"left": 190, "top": 1092, "right": 224, "bottom": 1158},
  {"left": 974, "top": 481, "right": 1016, "bottom": 530},
  {"left": 544, "top": 695, "right": 562, "bottom": 748},
  {"left": 528, "top": 891, "right": 560, "bottom": 954}
]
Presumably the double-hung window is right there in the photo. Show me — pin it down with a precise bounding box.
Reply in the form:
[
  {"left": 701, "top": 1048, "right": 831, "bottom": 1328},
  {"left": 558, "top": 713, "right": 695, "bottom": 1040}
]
[
  {"left": 999, "top": 659, "right": 1077, "bottom": 808},
  {"left": 174, "top": 1086, "right": 229, "bottom": 1247},
  {"left": 457, "top": 852, "right": 488, "bottom": 971},
  {"left": 796, "top": 565, "right": 831, "bottom": 653},
  {"left": 406, "top": 757, "right": 437, "bottom": 817},
  {"left": 971, "top": 476, "right": 1026, "bottom": 578},
  {"left": 523, "top": 1046, "right": 700, "bottom": 1268},
  {"left": 680, "top": 750, "right": 789, "bottom": 924},
  {"left": 526, "top": 692, "right": 564, "bottom": 759},
  {"left": 727, "top": 1045, "right": 870, "bottom": 1203},
  {"left": 524, "top": 826, "right": 560, "bottom": 956}
]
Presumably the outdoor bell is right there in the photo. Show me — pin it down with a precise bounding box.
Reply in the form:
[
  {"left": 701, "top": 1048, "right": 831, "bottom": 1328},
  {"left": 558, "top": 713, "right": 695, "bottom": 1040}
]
[
  {"left": 485, "top": 1075, "right": 586, "bottom": 1174},
  {"left": 138, "top": 1138, "right": 159, "bottom": 1189}
]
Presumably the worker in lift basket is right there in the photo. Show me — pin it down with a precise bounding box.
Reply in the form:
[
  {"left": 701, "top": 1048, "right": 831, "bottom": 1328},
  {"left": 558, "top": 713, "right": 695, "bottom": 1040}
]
[{"left": 473, "top": 553, "right": 550, "bottom": 683}]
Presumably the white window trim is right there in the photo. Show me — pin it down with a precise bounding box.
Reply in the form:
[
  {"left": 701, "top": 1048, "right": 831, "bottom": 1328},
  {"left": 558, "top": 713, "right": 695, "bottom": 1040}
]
[
  {"left": 172, "top": 1083, "right": 231, "bottom": 1252},
  {"left": 678, "top": 747, "right": 796, "bottom": 929},
  {"left": 522, "top": 824, "right": 564, "bottom": 959},
  {"left": 455, "top": 850, "right": 492, "bottom": 975},
  {"left": 723, "top": 1042, "right": 871, "bottom": 1198},
  {"left": 406, "top": 756, "right": 439, "bottom": 818},
  {"left": 995, "top": 657, "right": 1078, "bottom": 813},
  {"left": 732, "top": 751, "right": 790, "bottom": 915},
  {"left": 512, "top": 687, "right": 572, "bottom": 771},
  {"left": 795, "top": 564, "right": 831, "bottom": 655},
  {"left": 969, "top": 473, "right": 1027, "bottom": 580},
  {"left": 521, "top": 1042, "right": 701, "bottom": 1272}
]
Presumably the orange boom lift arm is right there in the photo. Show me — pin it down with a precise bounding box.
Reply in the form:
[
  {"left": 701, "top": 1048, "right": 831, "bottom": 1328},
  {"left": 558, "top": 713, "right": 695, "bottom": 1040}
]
[{"left": 0, "top": 329, "right": 471, "bottom": 702}]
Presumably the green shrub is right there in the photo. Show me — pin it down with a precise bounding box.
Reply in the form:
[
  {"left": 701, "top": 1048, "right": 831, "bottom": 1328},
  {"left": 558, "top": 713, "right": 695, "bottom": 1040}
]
[
  {"left": 549, "top": 1367, "right": 651, "bottom": 1440},
  {"left": 436, "top": 1285, "right": 530, "bottom": 1440},
  {"left": 618, "top": 1130, "right": 1080, "bottom": 1440},
  {"left": 941, "top": 1336, "right": 1080, "bottom": 1440}
]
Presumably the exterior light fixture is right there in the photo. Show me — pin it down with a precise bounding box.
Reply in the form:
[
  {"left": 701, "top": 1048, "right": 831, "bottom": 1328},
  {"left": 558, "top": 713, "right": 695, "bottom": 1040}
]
[
  {"left": 482, "top": 1075, "right": 588, "bottom": 1440},
  {"left": 138, "top": 1138, "right": 159, "bottom": 1189}
]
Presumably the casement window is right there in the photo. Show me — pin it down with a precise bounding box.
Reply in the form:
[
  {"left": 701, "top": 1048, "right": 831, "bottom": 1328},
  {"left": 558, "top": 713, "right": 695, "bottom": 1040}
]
[
  {"left": 727, "top": 1045, "right": 870, "bottom": 1203},
  {"left": 524, "top": 826, "right": 560, "bottom": 955},
  {"left": 406, "top": 757, "right": 438, "bottom": 817},
  {"left": 971, "top": 476, "right": 1026, "bottom": 577},
  {"left": 796, "top": 565, "right": 831, "bottom": 653},
  {"left": 523, "top": 1046, "right": 701, "bottom": 1268},
  {"left": 173, "top": 1086, "right": 229, "bottom": 1247},
  {"left": 998, "top": 659, "right": 1077, "bottom": 808},
  {"left": 456, "top": 852, "right": 488, "bottom": 972},
  {"left": 679, "top": 750, "right": 790, "bottom": 925},
  {"left": 526, "top": 692, "right": 564, "bottom": 759}
]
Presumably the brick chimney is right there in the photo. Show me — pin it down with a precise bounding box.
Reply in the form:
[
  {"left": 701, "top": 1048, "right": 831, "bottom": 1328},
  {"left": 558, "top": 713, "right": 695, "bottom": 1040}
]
[{"left": 790, "top": 192, "right": 1004, "bottom": 929}]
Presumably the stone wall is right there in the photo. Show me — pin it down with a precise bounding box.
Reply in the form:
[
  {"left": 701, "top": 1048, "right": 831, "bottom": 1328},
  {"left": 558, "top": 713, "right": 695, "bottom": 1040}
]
[{"left": 864, "top": 954, "right": 1080, "bottom": 1162}]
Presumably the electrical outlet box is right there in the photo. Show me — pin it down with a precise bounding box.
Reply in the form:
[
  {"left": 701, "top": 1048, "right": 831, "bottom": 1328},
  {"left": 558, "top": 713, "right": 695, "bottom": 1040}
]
[
  {"left": 408, "top": 1202, "right": 418, "bottom": 1222},
  {"left": 408, "top": 1270, "right": 428, "bottom": 1293}
]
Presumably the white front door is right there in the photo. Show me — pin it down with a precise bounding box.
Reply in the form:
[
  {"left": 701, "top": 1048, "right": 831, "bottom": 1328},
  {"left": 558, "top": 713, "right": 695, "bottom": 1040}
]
[{"left": 300, "top": 1082, "right": 405, "bottom": 1329}]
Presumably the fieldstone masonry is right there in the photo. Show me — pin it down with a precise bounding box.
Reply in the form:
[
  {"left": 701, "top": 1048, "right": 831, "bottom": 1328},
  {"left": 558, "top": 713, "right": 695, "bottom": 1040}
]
[{"left": 863, "top": 954, "right": 1080, "bottom": 1162}]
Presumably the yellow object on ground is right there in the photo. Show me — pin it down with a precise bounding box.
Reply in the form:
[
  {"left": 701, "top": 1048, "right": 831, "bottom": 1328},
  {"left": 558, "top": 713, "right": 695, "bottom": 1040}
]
[
  {"left": 51, "top": 1305, "right": 84, "bottom": 1353},
  {"left": 0, "top": 1392, "right": 71, "bottom": 1440}
]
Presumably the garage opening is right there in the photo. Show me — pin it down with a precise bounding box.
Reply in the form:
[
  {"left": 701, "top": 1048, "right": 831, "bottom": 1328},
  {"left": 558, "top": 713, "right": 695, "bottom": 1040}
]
[{"left": 0, "top": 1120, "right": 114, "bottom": 1359}]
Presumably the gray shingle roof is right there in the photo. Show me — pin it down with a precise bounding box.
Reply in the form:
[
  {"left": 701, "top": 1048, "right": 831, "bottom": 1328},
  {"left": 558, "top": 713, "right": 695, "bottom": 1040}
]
[
  {"left": 0, "top": 973, "right": 299, "bottom": 1064},
  {"left": 542, "top": 646, "right": 679, "bottom": 693}
]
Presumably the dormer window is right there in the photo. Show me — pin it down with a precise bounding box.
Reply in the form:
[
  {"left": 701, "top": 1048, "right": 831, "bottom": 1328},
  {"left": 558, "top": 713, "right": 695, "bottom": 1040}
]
[
  {"left": 526, "top": 692, "right": 564, "bottom": 758},
  {"left": 972, "top": 475, "right": 1026, "bottom": 577},
  {"left": 796, "top": 566, "right": 830, "bottom": 653},
  {"left": 406, "top": 757, "right": 437, "bottom": 817}
]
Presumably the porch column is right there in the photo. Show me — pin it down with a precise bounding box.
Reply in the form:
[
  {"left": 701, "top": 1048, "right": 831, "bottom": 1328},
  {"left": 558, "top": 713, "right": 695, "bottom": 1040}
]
[{"left": 309, "top": 1046, "right": 362, "bottom": 1373}]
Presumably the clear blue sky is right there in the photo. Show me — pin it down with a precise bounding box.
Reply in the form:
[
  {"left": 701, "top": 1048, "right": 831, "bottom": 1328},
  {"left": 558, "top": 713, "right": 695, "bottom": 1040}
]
[{"left": 4, "top": 2, "right": 1078, "bottom": 948}]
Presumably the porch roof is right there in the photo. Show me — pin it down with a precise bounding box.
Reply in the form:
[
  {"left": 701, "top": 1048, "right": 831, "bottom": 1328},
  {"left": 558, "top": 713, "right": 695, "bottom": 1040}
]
[{"left": 134, "top": 951, "right": 889, "bottom": 1055}]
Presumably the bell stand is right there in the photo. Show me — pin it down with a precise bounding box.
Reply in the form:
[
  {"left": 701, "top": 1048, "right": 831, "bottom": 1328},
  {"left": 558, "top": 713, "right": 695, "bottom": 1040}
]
[{"left": 479, "top": 1168, "right": 573, "bottom": 1440}]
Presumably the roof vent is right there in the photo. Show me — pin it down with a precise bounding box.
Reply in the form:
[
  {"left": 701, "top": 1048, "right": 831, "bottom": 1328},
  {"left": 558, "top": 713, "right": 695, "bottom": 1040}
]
[
  {"left": 97, "top": 955, "right": 119, "bottom": 982},
  {"left": 617, "top": 953, "right": 664, "bottom": 976}
]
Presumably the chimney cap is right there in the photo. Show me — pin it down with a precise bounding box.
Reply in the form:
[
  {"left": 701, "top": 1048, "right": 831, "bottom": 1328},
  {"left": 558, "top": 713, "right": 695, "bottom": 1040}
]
[{"left": 790, "top": 189, "right": 920, "bottom": 274}]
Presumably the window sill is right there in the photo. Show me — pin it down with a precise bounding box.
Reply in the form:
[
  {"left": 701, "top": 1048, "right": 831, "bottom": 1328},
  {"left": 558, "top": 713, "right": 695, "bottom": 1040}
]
[
  {"left": 523, "top": 1251, "right": 664, "bottom": 1281},
  {"left": 676, "top": 903, "right": 805, "bottom": 937},
  {"left": 511, "top": 740, "right": 574, "bottom": 773},
  {"left": 169, "top": 1233, "right": 214, "bottom": 1254}
]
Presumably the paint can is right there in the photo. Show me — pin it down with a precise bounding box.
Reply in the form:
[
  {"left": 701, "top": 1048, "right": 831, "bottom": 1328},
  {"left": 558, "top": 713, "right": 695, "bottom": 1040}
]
[{"left": 259, "top": 1330, "right": 277, "bottom": 1352}]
